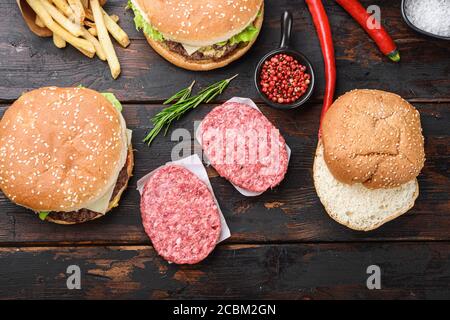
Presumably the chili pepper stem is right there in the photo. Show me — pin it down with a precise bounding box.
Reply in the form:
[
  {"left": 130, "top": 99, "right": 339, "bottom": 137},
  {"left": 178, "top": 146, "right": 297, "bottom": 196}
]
[{"left": 388, "top": 50, "right": 400, "bottom": 62}]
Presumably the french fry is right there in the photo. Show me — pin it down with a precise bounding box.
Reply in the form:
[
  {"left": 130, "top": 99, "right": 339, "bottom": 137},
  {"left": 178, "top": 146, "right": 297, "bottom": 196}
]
[
  {"left": 80, "top": 0, "right": 88, "bottom": 8},
  {"left": 90, "top": 0, "right": 120, "bottom": 78},
  {"left": 35, "top": 15, "right": 45, "bottom": 27},
  {"left": 53, "top": 33, "right": 66, "bottom": 48},
  {"left": 88, "top": 27, "right": 97, "bottom": 36},
  {"left": 84, "top": 8, "right": 94, "bottom": 21},
  {"left": 84, "top": 19, "right": 98, "bottom": 36},
  {"left": 83, "top": 19, "right": 95, "bottom": 28},
  {"left": 85, "top": 6, "right": 115, "bottom": 21},
  {"left": 26, "top": 0, "right": 95, "bottom": 55},
  {"left": 50, "top": 0, "right": 74, "bottom": 18},
  {"left": 110, "top": 14, "right": 119, "bottom": 23},
  {"left": 101, "top": 8, "right": 129, "bottom": 47},
  {"left": 78, "top": 47, "right": 95, "bottom": 58},
  {"left": 67, "top": 0, "right": 85, "bottom": 23},
  {"left": 86, "top": 8, "right": 128, "bottom": 47},
  {"left": 81, "top": 27, "right": 106, "bottom": 60},
  {"left": 41, "top": 0, "right": 83, "bottom": 37}
]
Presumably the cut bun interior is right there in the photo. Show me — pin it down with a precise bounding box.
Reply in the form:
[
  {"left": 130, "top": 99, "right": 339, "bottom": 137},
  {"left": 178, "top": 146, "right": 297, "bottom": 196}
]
[{"left": 314, "top": 142, "right": 419, "bottom": 231}]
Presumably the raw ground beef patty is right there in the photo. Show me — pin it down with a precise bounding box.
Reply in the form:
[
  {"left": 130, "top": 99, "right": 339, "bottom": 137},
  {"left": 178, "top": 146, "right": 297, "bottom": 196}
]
[
  {"left": 140, "top": 165, "right": 221, "bottom": 264},
  {"left": 199, "top": 102, "right": 289, "bottom": 193}
]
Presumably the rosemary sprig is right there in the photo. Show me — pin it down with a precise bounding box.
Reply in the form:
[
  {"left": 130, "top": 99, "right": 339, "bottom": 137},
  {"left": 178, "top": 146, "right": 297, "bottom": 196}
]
[
  {"left": 143, "top": 74, "right": 238, "bottom": 145},
  {"left": 163, "top": 80, "right": 195, "bottom": 105}
]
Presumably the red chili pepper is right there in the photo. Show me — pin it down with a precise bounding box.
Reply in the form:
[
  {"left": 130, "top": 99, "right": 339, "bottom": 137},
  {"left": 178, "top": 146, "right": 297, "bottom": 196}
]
[
  {"left": 335, "top": 0, "right": 400, "bottom": 62},
  {"left": 305, "top": 0, "right": 336, "bottom": 137}
]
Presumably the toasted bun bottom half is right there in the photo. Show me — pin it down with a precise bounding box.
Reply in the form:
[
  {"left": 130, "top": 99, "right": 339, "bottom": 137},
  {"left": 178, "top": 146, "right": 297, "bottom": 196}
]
[
  {"left": 313, "top": 141, "right": 419, "bottom": 231},
  {"left": 143, "top": 5, "right": 264, "bottom": 71},
  {"left": 45, "top": 146, "right": 134, "bottom": 225}
]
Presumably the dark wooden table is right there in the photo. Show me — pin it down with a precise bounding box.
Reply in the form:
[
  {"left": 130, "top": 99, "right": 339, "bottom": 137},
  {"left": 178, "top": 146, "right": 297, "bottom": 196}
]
[{"left": 0, "top": 0, "right": 449, "bottom": 300}]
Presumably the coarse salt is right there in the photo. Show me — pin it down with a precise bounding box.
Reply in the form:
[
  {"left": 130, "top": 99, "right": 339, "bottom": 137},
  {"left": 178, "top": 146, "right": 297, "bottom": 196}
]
[{"left": 405, "top": 0, "right": 450, "bottom": 37}]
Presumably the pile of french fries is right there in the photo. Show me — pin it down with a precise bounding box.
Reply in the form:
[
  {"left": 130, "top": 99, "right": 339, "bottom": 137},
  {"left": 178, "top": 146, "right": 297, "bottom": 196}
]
[{"left": 26, "top": 0, "right": 129, "bottom": 79}]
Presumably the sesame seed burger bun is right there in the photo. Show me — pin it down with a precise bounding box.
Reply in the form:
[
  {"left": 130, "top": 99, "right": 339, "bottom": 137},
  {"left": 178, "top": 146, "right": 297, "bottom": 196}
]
[
  {"left": 45, "top": 146, "right": 134, "bottom": 225},
  {"left": 135, "top": 0, "right": 264, "bottom": 47},
  {"left": 138, "top": 0, "right": 263, "bottom": 71},
  {"left": 314, "top": 89, "right": 425, "bottom": 231},
  {"left": 321, "top": 89, "right": 425, "bottom": 189},
  {"left": 0, "top": 87, "right": 129, "bottom": 215}
]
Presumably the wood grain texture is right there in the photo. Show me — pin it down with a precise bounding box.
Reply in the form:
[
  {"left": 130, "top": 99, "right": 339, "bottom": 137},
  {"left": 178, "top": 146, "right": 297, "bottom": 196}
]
[
  {"left": 0, "top": 101, "right": 447, "bottom": 245},
  {"left": 1, "top": 243, "right": 449, "bottom": 299},
  {"left": 1, "top": 0, "right": 449, "bottom": 300},
  {"left": 1, "top": 0, "right": 450, "bottom": 102}
]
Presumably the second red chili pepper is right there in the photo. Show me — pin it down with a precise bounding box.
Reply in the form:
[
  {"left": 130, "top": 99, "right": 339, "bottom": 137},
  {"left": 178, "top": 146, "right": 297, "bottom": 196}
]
[{"left": 335, "top": 0, "right": 400, "bottom": 62}]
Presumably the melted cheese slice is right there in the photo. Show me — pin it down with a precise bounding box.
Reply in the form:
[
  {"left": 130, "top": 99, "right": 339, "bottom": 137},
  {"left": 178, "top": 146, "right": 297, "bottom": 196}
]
[
  {"left": 84, "top": 129, "right": 132, "bottom": 214},
  {"left": 182, "top": 44, "right": 201, "bottom": 55},
  {"left": 85, "top": 182, "right": 115, "bottom": 213}
]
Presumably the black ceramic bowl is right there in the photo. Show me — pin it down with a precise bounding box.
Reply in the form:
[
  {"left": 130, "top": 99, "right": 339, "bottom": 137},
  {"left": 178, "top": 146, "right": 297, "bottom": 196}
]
[
  {"left": 254, "top": 11, "right": 315, "bottom": 110},
  {"left": 401, "top": 0, "right": 450, "bottom": 41}
]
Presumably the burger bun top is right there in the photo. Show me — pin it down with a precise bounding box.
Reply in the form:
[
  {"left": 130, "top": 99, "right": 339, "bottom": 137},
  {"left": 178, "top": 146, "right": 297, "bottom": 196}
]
[{"left": 321, "top": 89, "right": 425, "bottom": 189}]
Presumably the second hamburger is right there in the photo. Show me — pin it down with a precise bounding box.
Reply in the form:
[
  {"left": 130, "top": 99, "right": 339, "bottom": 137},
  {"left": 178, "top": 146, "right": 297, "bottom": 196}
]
[
  {"left": 128, "top": 0, "right": 264, "bottom": 71},
  {"left": 0, "top": 87, "right": 133, "bottom": 224}
]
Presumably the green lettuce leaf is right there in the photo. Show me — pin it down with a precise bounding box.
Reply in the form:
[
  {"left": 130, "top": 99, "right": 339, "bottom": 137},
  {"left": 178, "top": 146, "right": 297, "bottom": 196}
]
[
  {"left": 127, "top": 0, "right": 164, "bottom": 41},
  {"left": 229, "top": 25, "right": 260, "bottom": 45},
  {"left": 101, "top": 92, "right": 123, "bottom": 112},
  {"left": 39, "top": 211, "right": 50, "bottom": 221},
  {"left": 216, "top": 40, "right": 228, "bottom": 47}
]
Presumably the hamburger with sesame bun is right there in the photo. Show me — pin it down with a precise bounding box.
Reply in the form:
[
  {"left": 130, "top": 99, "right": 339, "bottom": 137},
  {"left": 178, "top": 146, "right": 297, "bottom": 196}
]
[
  {"left": 313, "top": 89, "right": 425, "bottom": 231},
  {"left": 0, "top": 87, "right": 133, "bottom": 224},
  {"left": 127, "top": 0, "right": 264, "bottom": 71}
]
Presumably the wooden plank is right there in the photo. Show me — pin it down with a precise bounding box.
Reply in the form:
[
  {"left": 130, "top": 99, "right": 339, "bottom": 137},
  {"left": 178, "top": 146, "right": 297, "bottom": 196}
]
[
  {"left": 1, "top": 243, "right": 449, "bottom": 299},
  {"left": 0, "top": 101, "right": 448, "bottom": 245},
  {"left": 1, "top": 0, "right": 450, "bottom": 102}
]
